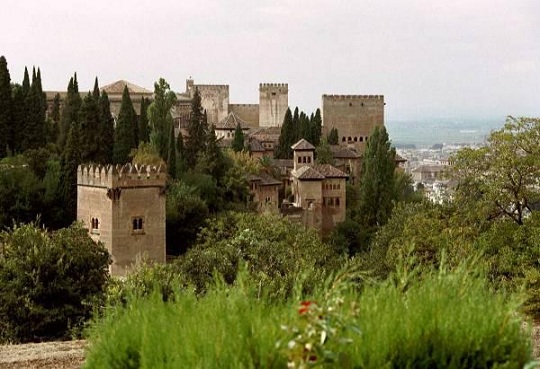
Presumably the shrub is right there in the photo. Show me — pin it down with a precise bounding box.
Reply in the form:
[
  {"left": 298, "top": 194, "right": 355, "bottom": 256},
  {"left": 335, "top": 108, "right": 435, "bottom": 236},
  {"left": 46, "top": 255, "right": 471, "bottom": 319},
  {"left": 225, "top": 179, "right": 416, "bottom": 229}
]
[{"left": 0, "top": 223, "right": 110, "bottom": 343}]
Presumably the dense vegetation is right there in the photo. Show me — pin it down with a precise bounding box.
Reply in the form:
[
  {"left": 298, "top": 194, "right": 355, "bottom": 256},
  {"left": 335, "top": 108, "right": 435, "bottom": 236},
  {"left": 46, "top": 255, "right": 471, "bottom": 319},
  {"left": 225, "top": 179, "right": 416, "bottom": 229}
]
[{"left": 1, "top": 54, "right": 540, "bottom": 366}]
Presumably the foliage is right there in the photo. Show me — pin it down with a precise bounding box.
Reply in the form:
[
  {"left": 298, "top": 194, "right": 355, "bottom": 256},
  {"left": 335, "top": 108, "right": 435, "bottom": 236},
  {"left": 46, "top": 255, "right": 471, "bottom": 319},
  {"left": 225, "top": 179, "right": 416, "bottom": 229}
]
[
  {"left": 275, "top": 108, "right": 294, "bottom": 159},
  {"left": 130, "top": 141, "right": 165, "bottom": 166},
  {"left": 449, "top": 116, "right": 540, "bottom": 225},
  {"left": 148, "top": 78, "right": 177, "bottom": 161},
  {"left": 177, "top": 212, "right": 344, "bottom": 297},
  {"left": 97, "top": 91, "right": 115, "bottom": 164},
  {"left": 113, "top": 85, "right": 137, "bottom": 164},
  {"left": 327, "top": 127, "right": 339, "bottom": 145},
  {"left": 59, "top": 74, "right": 81, "bottom": 149},
  {"left": 79, "top": 93, "right": 100, "bottom": 162},
  {"left": 231, "top": 122, "right": 245, "bottom": 152},
  {"left": 138, "top": 96, "right": 150, "bottom": 143},
  {"left": 0, "top": 56, "right": 12, "bottom": 158},
  {"left": 185, "top": 88, "right": 207, "bottom": 169},
  {"left": 315, "top": 137, "right": 334, "bottom": 165},
  {"left": 21, "top": 68, "right": 46, "bottom": 151},
  {"left": 166, "top": 181, "right": 210, "bottom": 255},
  {"left": 0, "top": 223, "right": 110, "bottom": 343},
  {"left": 60, "top": 122, "right": 81, "bottom": 222},
  {"left": 0, "top": 161, "right": 44, "bottom": 229}
]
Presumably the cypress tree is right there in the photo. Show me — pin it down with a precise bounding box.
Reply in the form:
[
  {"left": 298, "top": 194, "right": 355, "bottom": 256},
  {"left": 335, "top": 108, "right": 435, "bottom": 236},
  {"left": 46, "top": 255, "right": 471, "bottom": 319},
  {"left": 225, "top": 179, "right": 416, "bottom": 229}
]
[
  {"left": 60, "top": 121, "right": 81, "bottom": 221},
  {"left": 46, "top": 93, "right": 61, "bottom": 145},
  {"left": 311, "top": 108, "right": 322, "bottom": 146},
  {"left": 113, "top": 86, "right": 137, "bottom": 164},
  {"left": 275, "top": 107, "right": 293, "bottom": 159},
  {"left": 21, "top": 67, "right": 30, "bottom": 96},
  {"left": 0, "top": 56, "right": 12, "bottom": 157},
  {"left": 327, "top": 127, "right": 339, "bottom": 145},
  {"left": 92, "top": 77, "right": 100, "bottom": 102},
  {"left": 176, "top": 130, "right": 186, "bottom": 176},
  {"left": 79, "top": 93, "right": 100, "bottom": 162},
  {"left": 292, "top": 107, "right": 300, "bottom": 143},
  {"left": 98, "top": 91, "right": 115, "bottom": 164},
  {"left": 357, "top": 126, "right": 396, "bottom": 228},
  {"left": 10, "top": 84, "right": 25, "bottom": 154},
  {"left": 138, "top": 97, "right": 150, "bottom": 143},
  {"left": 185, "top": 88, "right": 207, "bottom": 169},
  {"left": 59, "top": 74, "right": 82, "bottom": 149},
  {"left": 22, "top": 71, "right": 46, "bottom": 151},
  {"left": 231, "top": 123, "right": 245, "bottom": 152}
]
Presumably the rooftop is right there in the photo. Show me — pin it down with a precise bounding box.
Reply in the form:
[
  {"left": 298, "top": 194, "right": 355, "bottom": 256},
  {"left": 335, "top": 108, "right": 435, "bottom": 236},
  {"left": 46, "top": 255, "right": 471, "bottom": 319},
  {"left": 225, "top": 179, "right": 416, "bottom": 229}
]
[{"left": 101, "top": 80, "right": 152, "bottom": 94}]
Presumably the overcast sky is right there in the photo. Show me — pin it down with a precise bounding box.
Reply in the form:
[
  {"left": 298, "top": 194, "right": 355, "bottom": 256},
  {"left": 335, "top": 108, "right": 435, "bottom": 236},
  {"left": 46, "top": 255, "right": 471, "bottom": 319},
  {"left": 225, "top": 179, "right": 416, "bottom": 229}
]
[{"left": 1, "top": 0, "right": 539, "bottom": 122}]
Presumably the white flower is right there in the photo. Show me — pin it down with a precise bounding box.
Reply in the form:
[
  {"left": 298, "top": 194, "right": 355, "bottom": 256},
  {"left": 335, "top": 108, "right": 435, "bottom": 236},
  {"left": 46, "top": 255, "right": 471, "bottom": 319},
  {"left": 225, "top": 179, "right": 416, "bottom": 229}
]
[{"left": 288, "top": 340, "right": 296, "bottom": 349}]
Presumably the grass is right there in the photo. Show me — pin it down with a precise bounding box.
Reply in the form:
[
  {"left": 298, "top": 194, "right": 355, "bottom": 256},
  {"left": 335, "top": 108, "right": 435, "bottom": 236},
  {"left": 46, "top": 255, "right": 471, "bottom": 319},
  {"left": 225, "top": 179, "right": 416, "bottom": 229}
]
[{"left": 83, "top": 266, "right": 534, "bottom": 369}]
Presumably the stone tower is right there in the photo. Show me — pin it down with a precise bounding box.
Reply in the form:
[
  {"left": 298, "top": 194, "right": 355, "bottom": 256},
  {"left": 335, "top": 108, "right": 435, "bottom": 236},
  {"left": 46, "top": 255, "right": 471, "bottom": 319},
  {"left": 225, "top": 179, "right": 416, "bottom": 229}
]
[
  {"left": 77, "top": 163, "right": 167, "bottom": 276},
  {"left": 259, "top": 83, "right": 288, "bottom": 127},
  {"left": 321, "top": 94, "right": 385, "bottom": 152}
]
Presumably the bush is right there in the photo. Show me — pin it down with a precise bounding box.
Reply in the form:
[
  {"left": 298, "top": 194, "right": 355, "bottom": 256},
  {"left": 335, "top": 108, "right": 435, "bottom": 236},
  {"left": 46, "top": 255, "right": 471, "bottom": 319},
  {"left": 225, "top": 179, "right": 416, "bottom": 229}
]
[
  {"left": 0, "top": 223, "right": 110, "bottom": 343},
  {"left": 177, "top": 212, "right": 344, "bottom": 297}
]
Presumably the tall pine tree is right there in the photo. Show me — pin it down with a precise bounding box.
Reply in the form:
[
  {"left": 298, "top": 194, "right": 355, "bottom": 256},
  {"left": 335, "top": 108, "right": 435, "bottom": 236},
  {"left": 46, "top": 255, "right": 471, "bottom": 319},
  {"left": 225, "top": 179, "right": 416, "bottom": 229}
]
[
  {"left": 60, "top": 122, "right": 81, "bottom": 221},
  {"left": 98, "top": 91, "right": 115, "bottom": 164},
  {"left": 92, "top": 77, "right": 100, "bottom": 102},
  {"left": 21, "top": 68, "right": 46, "bottom": 151},
  {"left": 59, "top": 74, "right": 82, "bottom": 149},
  {"left": 185, "top": 88, "right": 207, "bottom": 169},
  {"left": 113, "top": 86, "right": 137, "bottom": 164},
  {"left": 275, "top": 107, "right": 294, "bottom": 159},
  {"left": 311, "top": 108, "right": 322, "bottom": 146},
  {"left": 10, "top": 84, "right": 25, "bottom": 154},
  {"left": 79, "top": 93, "right": 100, "bottom": 162},
  {"left": 138, "top": 96, "right": 150, "bottom": 143},
  {"left": 231, "top": 123, "right": 245, "bottom": 152},
  {"left": 0, "top": 56, "right": 12, "bottom": 158}
]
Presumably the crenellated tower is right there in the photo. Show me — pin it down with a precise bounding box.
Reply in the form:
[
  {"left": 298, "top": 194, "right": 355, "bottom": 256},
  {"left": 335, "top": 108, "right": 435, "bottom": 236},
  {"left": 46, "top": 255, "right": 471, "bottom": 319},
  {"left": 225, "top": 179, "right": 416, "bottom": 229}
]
[
  {"left": 77, "top": 163, "right": 167, "bottom": 276},
  {"left": 259, "top": 83, "right": 288, "bottom": 127}
]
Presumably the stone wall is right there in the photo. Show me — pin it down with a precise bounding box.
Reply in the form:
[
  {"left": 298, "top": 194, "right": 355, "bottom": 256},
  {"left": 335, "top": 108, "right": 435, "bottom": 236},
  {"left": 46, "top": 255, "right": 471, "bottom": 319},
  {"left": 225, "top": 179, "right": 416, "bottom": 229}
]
[
  {"left": 259, "top": 83, "right": 288, "bottom": 127},
  {"left": 229, "top": 104, "right": 259, "bottom": 127},
  {"left": 321, "top": 95, "right": 384, "bottom": 152}
]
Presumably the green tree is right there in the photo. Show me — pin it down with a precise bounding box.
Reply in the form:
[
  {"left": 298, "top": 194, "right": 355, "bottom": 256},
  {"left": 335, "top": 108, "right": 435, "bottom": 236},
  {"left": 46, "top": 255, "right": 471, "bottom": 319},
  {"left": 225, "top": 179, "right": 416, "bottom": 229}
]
[
  {"left": 231, "top": 123, "right": 245, "bottom": 152},
  {"left": 60, "top": 122, "right": 81, "bottom": 221},
  {"left": 92, "top": 76, "right": 100, "bottom": 102},
  {"left": 138, "top": 96, "right": 150, "bottom": 143},
  {"left": 148, "top": 78, "right": 177, "bottom": 161},
  {"left": 327, "top": 127, "right": 339, "bottom": 145},
  {"left": 357, "top": 126, "right": 396, "bottom": 226},
  {"left": 166, "top": 181, "right": 210, "bottom": 255},
  {"left": 97, "top": 91, "right": 115, "bottom": 164},
  {"left": 0, "top": 223, "right": 110, "bottom": 343},
  {"left": 0, "top": 56, "right": 12, "bottom": 158},
  {"left": 311, "top": 108, "right": 323, "bottom": 146},
  {"left": 113, "top": 86, "right": 137, "bottom": 164},
  {"left": 315, "top": 137, "right": 334, "bottom": 165},
  {"left": 450, "top": 116, "right": 540, "bottom": 225},
  {"left": 59, "top": 74, "right": 82, "bottom": 149},
  {"left": 79, "top": 93, "right": 100, "bottom": 162},
  {"left": 185, "top": 88, "right": 207, "bottom": 169},
  {"left": 10, "top": 84, "right": 25, "bottom": 153},
  {"left": 21, "top": 69, "right": 46, "bottom": 151},
  {"left": 275, "top": 108, "right": 294, "bottom": 159},
  {"left": 21, "top": 67, "right": 30, "bottom": 96}
]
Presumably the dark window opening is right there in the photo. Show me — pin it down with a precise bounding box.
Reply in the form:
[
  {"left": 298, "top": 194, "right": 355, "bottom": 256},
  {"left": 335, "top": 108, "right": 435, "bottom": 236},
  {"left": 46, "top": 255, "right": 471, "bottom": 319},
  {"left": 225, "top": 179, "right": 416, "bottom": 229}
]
[{"left": 132, "top": 217, "right": 144, "bottom": 232}]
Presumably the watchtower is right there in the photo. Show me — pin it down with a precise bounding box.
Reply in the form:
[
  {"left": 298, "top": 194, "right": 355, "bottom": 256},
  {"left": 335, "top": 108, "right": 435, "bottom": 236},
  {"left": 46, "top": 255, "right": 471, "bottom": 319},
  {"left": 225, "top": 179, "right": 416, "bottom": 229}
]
[
  {"left": 77, "top": 163, "right": 167, "bottom": 276},
  {"left": 259, "top": 83, "right": 288, "bottom": 127}
]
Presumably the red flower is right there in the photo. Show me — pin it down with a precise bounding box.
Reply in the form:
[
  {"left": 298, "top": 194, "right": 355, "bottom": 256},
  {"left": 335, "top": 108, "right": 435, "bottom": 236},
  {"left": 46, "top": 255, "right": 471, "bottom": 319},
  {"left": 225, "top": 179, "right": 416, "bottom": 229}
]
[{"left": 298, "top": 301, "right": 314, "bottom": 315}]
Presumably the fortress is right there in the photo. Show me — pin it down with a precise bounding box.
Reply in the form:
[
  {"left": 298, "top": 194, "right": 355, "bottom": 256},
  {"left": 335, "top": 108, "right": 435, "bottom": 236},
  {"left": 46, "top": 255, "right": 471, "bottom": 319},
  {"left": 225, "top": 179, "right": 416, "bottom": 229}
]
[{"left": 46, "top": 78, "right": 385, "bottom": 152}]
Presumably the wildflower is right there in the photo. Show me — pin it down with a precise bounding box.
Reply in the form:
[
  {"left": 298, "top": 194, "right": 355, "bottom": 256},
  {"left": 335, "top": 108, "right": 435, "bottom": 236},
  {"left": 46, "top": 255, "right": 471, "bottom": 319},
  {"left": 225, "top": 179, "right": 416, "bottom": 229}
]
[{"left": 298, "top": 301, "right": 314, "bottom": 314}]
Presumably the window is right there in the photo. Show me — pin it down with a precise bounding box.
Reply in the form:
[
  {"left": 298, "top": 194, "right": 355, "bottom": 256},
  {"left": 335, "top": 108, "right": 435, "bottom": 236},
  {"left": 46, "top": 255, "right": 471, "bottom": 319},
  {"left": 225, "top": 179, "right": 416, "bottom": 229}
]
[
  {"left": 298, "top": 157, "right": 302, "bottom": 163},
  {"left": 353, "top": 137, "right": 358, "bottom": 142},
  {"left": 302, "top": 156, "right": 307, "bottom": 163},
  {"left": 360, "top": 137, "right": 364, "bottom": 142},
  {"left": 307, "top": 156, "right": 311, "bottom": 163},
  {"left": 132, "top": 217, "right": 144, "bottom": 233},
  {"left": 91, "top": 218, "right": 99, "bottom": 234},
  {"left": 335, "top": 197, "right": 340, "bottom": 207},
  {"left": 348, "top": 136, "right": 352, "bottom": 141},
  {"left": 342, "top": 137, "right": 346, "bottom": 142}
]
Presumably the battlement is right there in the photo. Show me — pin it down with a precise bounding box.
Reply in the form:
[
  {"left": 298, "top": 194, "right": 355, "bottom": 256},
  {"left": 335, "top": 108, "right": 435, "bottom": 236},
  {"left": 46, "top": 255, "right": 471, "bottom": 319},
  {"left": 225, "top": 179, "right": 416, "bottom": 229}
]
[
  {"left": 229, "top": 103, "right": 259, "bottom": 107},
  {"left": 196, "top": 84, "right": 229, "bottom": 89},
  {"left": 322, "top": 94, "right": 384, "bottom": 100},
  {"left": 259, "top": 83, "right": 288, "bottom": 89},
  {"left": 77, "top": 163, "right": 167, "bottom": 188}
]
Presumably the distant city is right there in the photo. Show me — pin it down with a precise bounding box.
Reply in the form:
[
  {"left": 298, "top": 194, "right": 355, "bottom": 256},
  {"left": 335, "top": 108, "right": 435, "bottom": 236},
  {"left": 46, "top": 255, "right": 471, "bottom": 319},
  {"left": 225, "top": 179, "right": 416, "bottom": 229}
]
[{"left": 386, "top": 118, "right": 505, "bottom": 149}]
